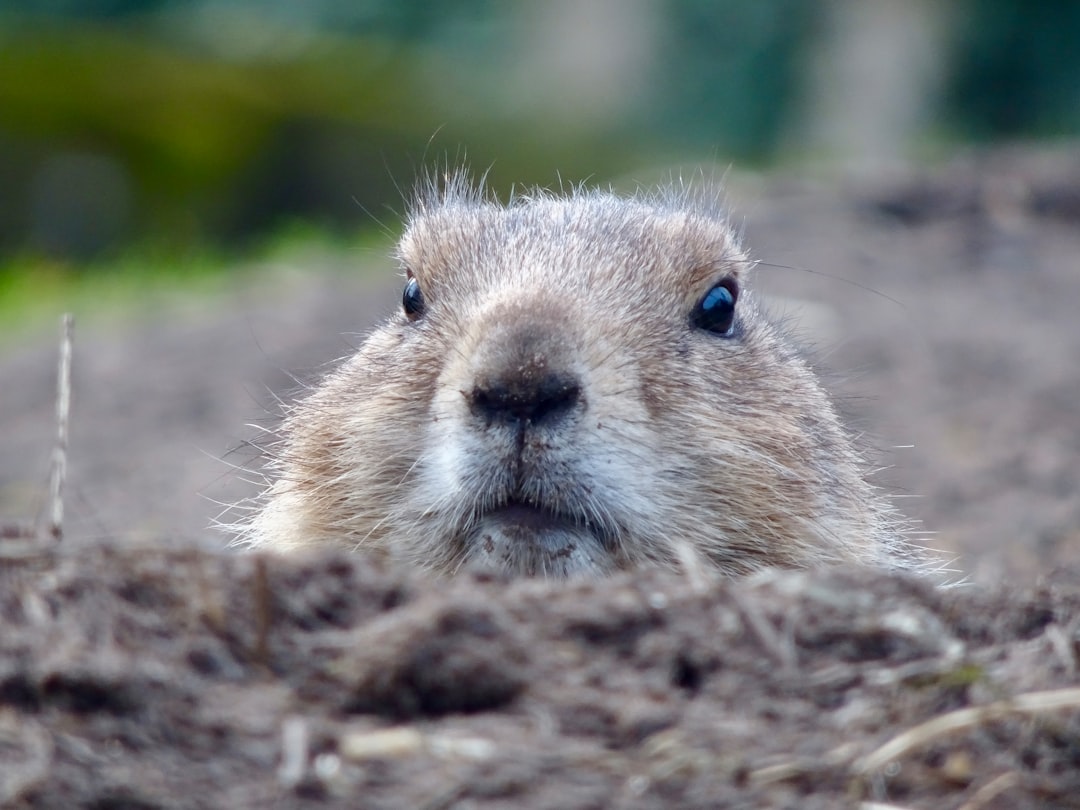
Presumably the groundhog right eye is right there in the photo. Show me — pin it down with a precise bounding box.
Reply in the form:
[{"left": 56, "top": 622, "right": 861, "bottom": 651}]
[
  {"left": 402, "top": 277, "right": 426, "bottom": 320},
  {"left": 691, "top": 278, "right": 738, "bottom": 335}
]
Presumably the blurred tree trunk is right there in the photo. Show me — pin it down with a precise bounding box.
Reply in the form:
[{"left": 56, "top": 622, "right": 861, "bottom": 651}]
[{"left": 795, "top": 0, "right": 950, "bottom": 164}]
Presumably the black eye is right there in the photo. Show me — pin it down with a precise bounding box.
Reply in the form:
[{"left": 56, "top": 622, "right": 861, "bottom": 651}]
[
  {"left": 691, "top": 278, "right": 738, "bottom": 335},
  {"left": 402, "top": 276, "right": 425, "bottom": 320}
]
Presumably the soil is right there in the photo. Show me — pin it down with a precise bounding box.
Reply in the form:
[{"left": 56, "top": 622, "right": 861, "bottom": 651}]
[{"left": 1, "top": 146, "right": 1079, "bottom": 807}]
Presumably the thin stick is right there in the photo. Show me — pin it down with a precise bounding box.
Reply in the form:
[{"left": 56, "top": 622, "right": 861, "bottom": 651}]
[
  {"left": 47, "top": 313, "right": 73, "bottom": 542},
  {"left": 750, "top": 687, "right": 1080, "bottom": 790},
  {"left": 957, "top": 771, "right": 1021, "bottom": 810},
  {"left": 277, "top": 716, "right": 309, "bottom": 788},
  {"left": 730, "top": 586, "right": 798, "bottom": 671},
  {"left": 853, "top": 687, "right": 1080, "bottom": 775}
]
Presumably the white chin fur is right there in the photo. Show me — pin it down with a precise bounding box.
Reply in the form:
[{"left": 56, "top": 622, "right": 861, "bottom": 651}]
[{"left": 460, "top": 516, "right": 615, "bottom": 578}]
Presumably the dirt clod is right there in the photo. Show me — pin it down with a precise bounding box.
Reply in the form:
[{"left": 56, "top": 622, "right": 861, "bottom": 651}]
[{"left": 0, "top": 547, "right": 1077, "bottom": 808}]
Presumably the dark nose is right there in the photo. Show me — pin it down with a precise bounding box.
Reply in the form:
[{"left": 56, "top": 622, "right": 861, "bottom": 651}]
[{"left": 469, "top": 364, "right": 582, "bottom": 427}]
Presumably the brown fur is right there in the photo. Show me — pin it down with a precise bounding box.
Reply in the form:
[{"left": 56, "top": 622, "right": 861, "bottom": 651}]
[{"left": 233, "top": 175, "right": 928, "bottom": 578}]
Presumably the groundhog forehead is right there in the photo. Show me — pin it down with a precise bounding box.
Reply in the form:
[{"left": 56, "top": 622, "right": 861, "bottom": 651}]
[{"left": 398, "top": 185, "right": 751, "bottom": 319}]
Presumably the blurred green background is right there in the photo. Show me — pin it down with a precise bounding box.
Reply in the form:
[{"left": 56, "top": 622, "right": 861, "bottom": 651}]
[{"left": 1, "top": 0, "right": 1078, "bottom": 268}]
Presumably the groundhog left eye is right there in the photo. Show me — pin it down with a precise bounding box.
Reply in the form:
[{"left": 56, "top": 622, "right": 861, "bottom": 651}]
[
  {"left": 402, "top": 276, "right": 426, "bottom": 320},
  {"left": 691, "top": 278, "right": 738, "bottom": 335}
]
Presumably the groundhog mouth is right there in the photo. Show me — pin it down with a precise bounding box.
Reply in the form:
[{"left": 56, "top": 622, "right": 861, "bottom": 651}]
[
  {"left": 484, "top": 499, "right": 577, "bottom": 530},
  {"left": 479, "top": 498, "right": 613, "bottom": 543},
  {"left": 459, "top": 498, "right": 619, "bottom": 577}
]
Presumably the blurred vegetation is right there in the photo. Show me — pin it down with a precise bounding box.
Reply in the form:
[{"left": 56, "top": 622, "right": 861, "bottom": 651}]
[
  {"left": 0, "top": 0, "right": 1078, "bottom": 273},
  {"left": 0, "top": 13, "right": 641, "bottom": 259},
  {"left": 0, "top": 220, "right": 392, "bottom": 335},
  {"left": 946, "top": 0, "right": 1080, "bottom": 138}
]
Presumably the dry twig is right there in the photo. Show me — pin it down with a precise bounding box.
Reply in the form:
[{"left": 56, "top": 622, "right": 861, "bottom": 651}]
[
  {"left": 956, "top": 771, "right": 1021, "bottom": 810},
  {"left": 748, "top": 686, "right": 1080, "bottom": 793},
  {"left": 47, "top": 313, "right": 73, "bottom": 541},
  {"left": 0, "top": 313, "right": 73, "bottom": 547},
  {"left": 853, "top": 687, "right": 1080, "bottom": 775}
]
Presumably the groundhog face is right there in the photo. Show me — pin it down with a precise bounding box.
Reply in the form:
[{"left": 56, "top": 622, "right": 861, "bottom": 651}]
[{"left": 244, "top": 178, "right": 906, "bottom": 577}]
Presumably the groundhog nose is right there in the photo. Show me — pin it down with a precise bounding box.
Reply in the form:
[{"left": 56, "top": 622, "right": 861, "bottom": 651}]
[{"left": 469, "top": 364, "right": 582, "bottom": 427}]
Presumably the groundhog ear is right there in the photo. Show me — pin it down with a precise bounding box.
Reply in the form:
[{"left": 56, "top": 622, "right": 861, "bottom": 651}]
[{"left": 690, "top": 277, "right": 739, "bottom": 335}]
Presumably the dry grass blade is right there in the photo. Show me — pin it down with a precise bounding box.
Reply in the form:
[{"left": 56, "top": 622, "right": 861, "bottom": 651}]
[
  {"left": 852, "top": 687, "right": 1080, "bottom": 775},
  {"left": 1, "top": 313, "right": 73, "bottom": 547},
  {"left": 47, "top": 313, "right": 74, "bottom": 541},
  {"left": 956, "top": 771, "right": 1021, "bottom": 810}
]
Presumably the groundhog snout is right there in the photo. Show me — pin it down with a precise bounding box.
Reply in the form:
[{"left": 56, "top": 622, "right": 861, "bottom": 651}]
[
  {"left": 465, "top": 319, "right": 584, "bottom": 429},
  {"left": 468, "top": 368, "right": 581, "bottom": 427}
]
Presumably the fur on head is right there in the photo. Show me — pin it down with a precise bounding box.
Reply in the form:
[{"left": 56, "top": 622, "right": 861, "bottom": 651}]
[{"left": 231, "top": 172, "right": 926, "bottom": 578}]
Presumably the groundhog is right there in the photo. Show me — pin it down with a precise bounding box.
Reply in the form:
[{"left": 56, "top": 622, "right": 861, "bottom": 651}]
[{"left": 232, "top": 173, "right": 929, "bottom": 578}]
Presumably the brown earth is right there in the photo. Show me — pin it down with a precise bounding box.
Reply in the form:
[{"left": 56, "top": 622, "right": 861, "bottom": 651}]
[
  {"left": 1, "top": 147, "right": 1079, "bottom": 807},
  {"left": 0, "top": 548, "right": 1078, "bottom": 809}
]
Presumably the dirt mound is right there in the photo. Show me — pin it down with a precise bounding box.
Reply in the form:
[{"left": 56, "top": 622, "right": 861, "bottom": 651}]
[{"left": 1, "top": 544, "right": 1077, "bottom": 808}]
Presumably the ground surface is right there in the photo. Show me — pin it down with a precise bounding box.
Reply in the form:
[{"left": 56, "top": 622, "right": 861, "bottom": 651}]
[
  {"left": 1, "top": 147, "right": 1078, "bottom": 807},
  {"left": 1, "top": 549, "right": 1079, "bottom": 809}
]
